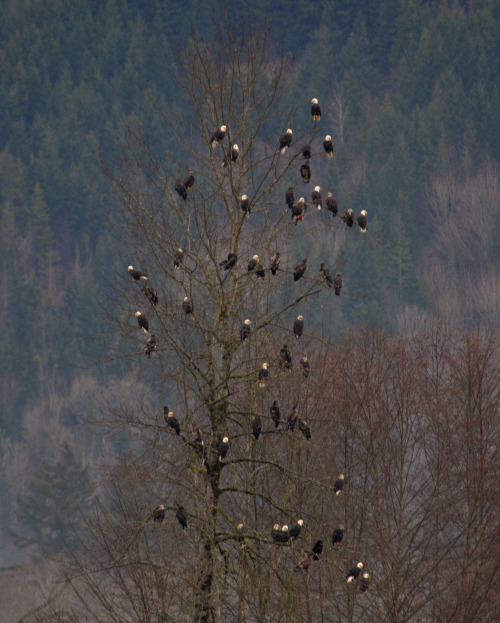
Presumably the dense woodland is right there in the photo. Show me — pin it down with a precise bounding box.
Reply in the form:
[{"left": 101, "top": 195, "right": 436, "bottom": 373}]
[{"left": 1, "top": 0, "right": 500, "bottom": 621}]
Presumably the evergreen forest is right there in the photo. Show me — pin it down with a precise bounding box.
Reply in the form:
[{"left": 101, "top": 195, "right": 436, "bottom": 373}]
[{"left": 1, "top": 0, "right": 500, "bottom": 621}]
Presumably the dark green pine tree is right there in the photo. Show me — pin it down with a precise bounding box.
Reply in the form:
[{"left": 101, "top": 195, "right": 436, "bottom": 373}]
[{"left": 11, "top": 442, "right": 93, "bottom": 557}]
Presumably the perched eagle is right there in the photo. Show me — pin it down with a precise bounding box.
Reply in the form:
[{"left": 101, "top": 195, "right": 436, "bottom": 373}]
[
  {"left": 334, "top": 274, "right": 343, "bottom": 296},
  {"left": 333, "top": 473, "right": 345, "bottom": 495},
  {"left": 279, "top": 525, "right": 290, "bottom": 543},
  {"left": 271, "top": 524, "right": 282, "bottom": 542},
  {"left": 332, "top": 525, "right": 345, "bottom": 547},
  {"left": 210, "top": 125, "right": 226, "bottom": 147},
  {"left": 342, "top": 208, "right": 355, "bottom": 227},
  {"left": 319, "top": 263, "right": 333, "bottom": 287},
  {"left": 346, "top": 562, "right": 363, "bottom": 583},
  {"left": 183, "top": 170, "right": 195, "bottom": 189},
  {"left": 193, "top": 427, "right": 206, "bottom": 461},
  {"left": 300, "top": 355, "right": 310, "bottom": 379},
  {"left": 359, "top": 572, "right": 370, "bottom": 592},
  {"left": 311, "top": 98, "right": 321, "bottom": 121},
  {"left": 175, "top": 178, "right": 187, "bottom": 201},
  {"left": 289, "top": 519, "right": 304, "bottom": 541},
  {"left": 258, "top": 362, "right": 269, "bottom": 386},
  {"left": 293, "top": 259, "right": 307, "bottom": 282},
  {"left": 300, "top": 160, "right": 311, "bottom": 183},
  {"left": 182, "top": 296, "right": 193, "bottom": 315},
  {"left": 174, "top": 248, "right": 184, "bottom": 269},
  {"left": 323, "top": 135, "right": 334, "bottom": 158},
  {"left": 164, "top": 407, "right": 180, "bottom": 435},
  {"left": 301, "top": 144, "right": 312, "bottom": 159},
  {"left": 326, "top": 192, "right": 338, "bottom": 216},
  {"left": 252, "top": 414, "right": 262, "bottom": 440},
  {"left": 293, "top": 315, "right": 304, "bottom": 339},
  {"left": 240, "top": 319, "right": 251, "bottom": 342},
  {"left": 358, "top": 210, "right": 367, "bottom": 232},
  {"left": 248, "top": 255, "right": 265, "bottom": 279},
  {"left": 279, "top": 128, "right": 293, "bottom": 154},
  {"left": 142, "top": 284, "right": 158, "bottom": 306},
  {"left": 295, "top": 553, "right": 314, "bottom": 571},
  {"left": 240, "top": 194, "right": 250, "bottom": 214},
  {"left": 287, "top": 405, "right": 298, "bottom": 432},
  {"left": 292, "top": 198, "right": 307, "bottom": 225},
  {"left": 312, "top": 539, "right": 323, "bottom": 560},
  {"left": 218, "top": 436, "right": 229, "bottom": 461},
  {"left": 279, "top": 344, "right": 292, "bottom": 370},
  {"left": 135, "top": 311, "right": 149, "bottom": 333},
  {"left": 223, "top": 144, "right": 239, "bottom": 167},
  {"left": 152, "top": 505, "right": 166, "bottom": 523},
  {"left": 270, "top": 252, "right": 281, "bottom": 275},
  {"left": 176, "top": 505, "right": 188, "bottom": 529},
  {"left": 220, "top": 252, "right": 237, "bottom": 270},
  {"left": 144, "top": 334, "right": 156, "bottom": 358},
  {"left": 312, "top": 186, "right": 322, "bottom": 210},
  {"left": 285, "top": 187, "right": 295, "bottom": 209},
  {"left": 270, "top": 400, "right": 281, "bottom": 427},
  {"left": 128, "top": 265, "right": 148, "bottom": 282},
  {"left": 298, "top": 418, "right": 311, "bottom": 440}
]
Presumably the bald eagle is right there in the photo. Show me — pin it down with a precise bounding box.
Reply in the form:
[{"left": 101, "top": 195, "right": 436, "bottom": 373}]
[
  {"left": 248, "top": 255, "right": 265, "bottom": 278},
  {"left": 279, "top": 344, "right": 292, "bottom": 370},
  {"left": 293, "top": 315, "right": 304, "bottom": 339},
  {"left": 279, "top": 129, "right": 293, "bottom": 154},
  {"left": 152, "top": 505, "right": 166, "bottom": 523},
  {"left": 183, "top": 171, "right": 195, "bottom": 189},
  {"left": 298, "top": 418, "right": 311, "bottom": 440},
  {"left": 285, "top": 187, "right": 295, "bottom": 209},
  {"left": 142, "top": 284, "right": 158, "bottom": 306},
  {"left": 175, "top": 179, "right": 187, "bottom": 201},
  {"left": 271, "top": 524, "right": 282, "bottom": 542},
  {"left": 342, "top": 208, "right": 355, "bottom": 227},
  {"left": 220, "top": 252, "right": 237, "bottom": 270},
  {"left": 270, "top": 400, "right": 280, "bottom": 427},
  {"left": 312, "top": 186, "right": 322, "bottom": 210},
  {"left": 240, "top": 194, "right": 250, "bottom": 214},
  {"left": 293, "top": 259, "right": 307, "bottom": 282},
  {"left": 359, "top": 572, "right": 370, "bottom": 592},
  {"left": 279, "top": 525, "right": 290, "bottom": 543},
  {"left": 174, "top": 248, "right": 184, "bottom": 269},
  {"left": 300, "top": 160, "right": 311, "bottom": 183},
  {"left": 334, "top": 274, "right": 343, "bottom": 296},
  {"left": 128, "top": 265, "right": 148, "bottom": 282},
  {"left": 320, "top": 263, "right": 333, "bottom": 287},
  {"left": 252, "top": 414, "right": 262, "bottom": 440},
  {"left": 333, "top": 473, "right": 345, "bottom": 495},
  {"left": 287, "top": 405, "right": 298, "bottom": 432},
  {"left": 332, "top": 525, "right": 345, "bottom": 547},
  {"left": 323, "top": 135, "right": 334, "bottom": 158},
  {"left": 292, "top": 198, "right": 307, "bottom": 225},
  {"left": 182, "top": 296, "right": 193, "bottom": 315},
  {"left": 176, "top": 505, "right": 188, "bottom": 529},
  {"left": 270, "top": 252, "right": 281, "bottom": 275},
  {"left": 135, "top": 311, "right": 149, "bottom": 333},
  {"left": 326, "top": 192, "right": 338, "bottom": 216},
  {"left": 300, "top": 355, "right": 310, "bottom": 379},
  {"left": 346, "top": 562, "right": 363, "bottom": 583},
  {"left": 240, "top": 319, "right": 251, "bottom": 342},
  {"left": 258, "top": 363, "right": 269, "bottom": 386},
  {"left": 295, "top": 553, "right": 314, "bottom": 571},
  {"left": 289, "top": 519, "right": 304, "bottom": 541},
  {"left": 223, "top": 144, "right": 239, "bottom": 167},
  {"left": 301, "top": 144, "right": 312, "bottom": 159},
  {"left": 358, "top": 210, "right": 367, "bottom": 232},
  {"left": 144, "top": 334, "right": 156, "bottom": 358},
  {"left": 312, "top": 540, "right": 323, "bottom": 560},
  {"left": 311, "top": 98, "right": 321, "bottom": 121},
  {"left": 210, "top": 125, "right": 226, "bottom": 147},
  {"left": 218, "top": 437, "right": 229, "bottom": 461},
  {"left": 164, "top": 407, "right": 180, "bottom": 435}
]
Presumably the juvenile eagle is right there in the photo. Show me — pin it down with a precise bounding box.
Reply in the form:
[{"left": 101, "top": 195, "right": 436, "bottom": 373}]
[
  {"left": 176, "top": 505, "right": 188, "bottom": 529},
  {"left": 300, "top": 160, "right": 311, "bottom": 183},
  {"left": 142, "top": 284, "right": 158, "bottom": 306},
  {"left": 252, "top": 414, "right": 262, "bottom": 440},
  {"left": 293, "top": 259, "right": 307, "bottom": 282},
  {"left": 175, "top": 179, "right": 187, "bottom": 201},
  {"left": 270, "top": 252, "right": 281, "bottom": 275},
  {"left": 270, "top": 400, "right": 281, "bottom": 427},
  {"left": 342, "top": 208, "right": 355, "bottom": 227},
  {"left": 334, "top": 274, "right": 343, "bottom": 296},
  {"left": 220, "top": 252, "right": 237, "bottom": 270},
  {"left": 326, "top": 192, "right": 338, "bottom": 216},
  {"left": 285, "top": 187, "right": 295, "bottom": 209}
]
